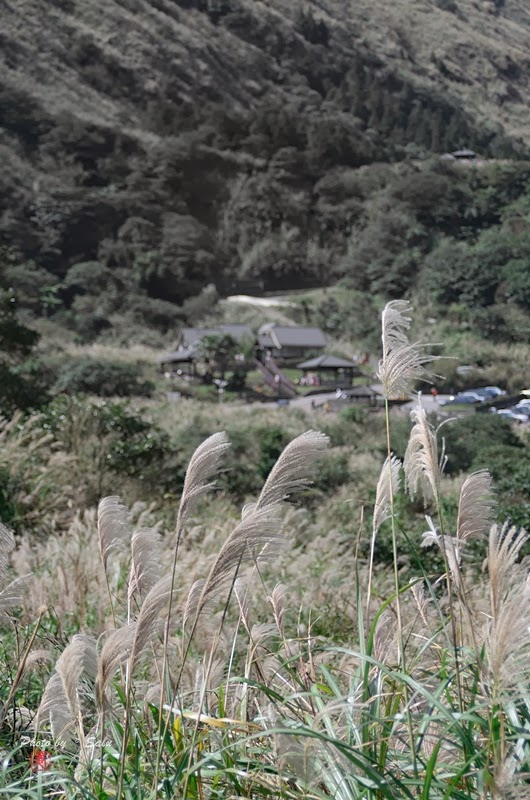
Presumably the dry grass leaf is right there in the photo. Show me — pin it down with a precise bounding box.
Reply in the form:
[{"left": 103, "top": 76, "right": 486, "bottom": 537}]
[
  {"left": 410, "top": 581, "right": 430, "bottom": 627},
  {"left": 234, "top": 577, "right": 252, "bottom": 635}
]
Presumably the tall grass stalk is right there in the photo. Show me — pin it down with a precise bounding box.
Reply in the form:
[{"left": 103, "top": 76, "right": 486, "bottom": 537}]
[
  {"left": 384, "top": 396, "right": 419, "bottom": 787},
  {"left": 153, "top": 432, "right": 230, "bottom": 794},
  {"left": 377, "top": 299, "right": 439, "bottom": 788}
]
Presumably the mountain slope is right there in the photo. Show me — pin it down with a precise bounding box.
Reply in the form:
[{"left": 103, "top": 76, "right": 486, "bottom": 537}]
[
  {"left": 287, "top": 0, "right": 530, "bottom": 140},
  {"left": 1, "top": 0, "right": 530, "bottom": 334},
  {"left": 3, "top": 0, "right": 530, "bottom": 140}
]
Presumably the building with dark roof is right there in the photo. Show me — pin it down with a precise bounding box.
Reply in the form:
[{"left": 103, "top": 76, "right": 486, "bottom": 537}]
[
  {"left": 176, "top": 324, "right": 254, "bottom": 351},
  {"left": 159, "top": 324, "right": 253, "bottom": 373},
  {"left": 257, "top": 323, "right": 326, "bottom": 362},
  {"left": 297, "top": 354, "right": 363, "bottom": 388}
]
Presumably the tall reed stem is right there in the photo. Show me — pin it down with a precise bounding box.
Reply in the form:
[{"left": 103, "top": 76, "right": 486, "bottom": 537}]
[{"left": 384, "top": 398, "right": 418, "bottom": 786}]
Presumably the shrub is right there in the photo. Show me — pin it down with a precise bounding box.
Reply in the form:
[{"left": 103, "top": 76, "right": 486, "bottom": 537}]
[
  {"left": 180, "top": 283, "right": 219, "bottom": 324},
  {"left": 40, "top": 395, "right": 175, "bottom": 494},
  {"left": 52, "top": 358, "right": 154, "bottom": 397},
  {"left": 475, "top": 444, "right": 530, "bottom": 529},
  {"left": 312, "top": 451, "right": 350, "bottom": 494},
  {"left": 3, "top": 261, "right": 60, "bottom": 315},
  {"left": 339, "top": 405, "right": 368, "bottom": 424},
  {"left": 469, "top": 303, "right": 530, "bottom": 344},
  {"left": 441, "top": 414, "right": 522, "bottom": 474},
  {"left": 125, "top": 295, "right": 183, "bottom": 332},
  {"left": 257, "top": 426, "right": 288, "bottom": 480},
  {"left": 62, "top": 261, "right": 113, "bottom": 297}
]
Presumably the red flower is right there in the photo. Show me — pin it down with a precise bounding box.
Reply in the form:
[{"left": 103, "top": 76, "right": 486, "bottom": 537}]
[{"left": 30, "top": 748, "right": 52, "bottom": 772}]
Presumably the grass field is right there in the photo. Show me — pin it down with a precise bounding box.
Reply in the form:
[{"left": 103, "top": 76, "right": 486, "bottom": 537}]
[{"left": 0, "top": 301, "right": 529, "bottom": 798}]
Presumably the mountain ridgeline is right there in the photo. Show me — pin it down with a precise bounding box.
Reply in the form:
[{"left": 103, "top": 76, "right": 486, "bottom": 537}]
[{"left": 1, "top": 0, "right": 530, "bottom": 341}]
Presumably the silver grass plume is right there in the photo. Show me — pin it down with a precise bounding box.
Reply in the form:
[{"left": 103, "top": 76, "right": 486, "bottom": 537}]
[
  {"left": 128, "top": 528, "right": 164, "bottom": 603},
  {"left": 176, "top": 432, "right": 230, "bottom": 531},
  {"left": 35, "top": 672, "right": 74, "bottom": 742},
  {"left": 192, "top": 659, "right": 225, "bottom": 713},
  {"left": 404, "top": 398, "right": 444, "bottom": 506},
  {"left": 234, "top": 577, "right": 252, "bottom": 636},
  {"left": 486, "top": 577, "right": 530, "bottom": 700},
  {"left": 256, "top": 430, "right": 329, "bottom": 510},
  {"left": 143, "top": 683, "right": 162, "bottom": 707},
  {"left": 372, "top": 611, "right": 397, "bottom": 663},
  {"left": 97, "top": 496, "right": 132, "bottom": 570},
  {"left": 184, "top": 504, "right": 284, "bottom": 629},
  {"left": 373, "top": 455, "right": 401, "bottom": 535},
  {"left": 0, "top": 523, "right": 15, "bottom": 584},
  {"left": 378, "top": 300, "right": 440, "bottom": 399},
  {"left": 55, "top": 635, "right": 98, "bottom": 720},
  {"left": 410, "top": 580, "right": 430, "bottom": 626},
  {"left": 96, "top": 624, "right": 136, "bottom": 708},
  {"left": 267, "top": 583, "right": 287, "bottom": 640},
  {"left": 183, "top": 579, "right": 207, "bottom": 630},
  {"left": 0, "top": 574, "right": 32, "bottom": 616},
  {"left": 487, "top": 523, "right": 529, "bottom": 624},
  {"left": 457, "top": 470, "right": 495, "bottom": 543},
  {"left": 421, "top": 516, "right": 463, "bottom": 587},
  {"left": 20, "top": 649, "right": 52, "bottom": 681},
  {"left": 0, "top": 523, "right": 30, "bottom": 615},
  {"left": 495, "top": 759, "right": 530, "bottom": 800},
  {"left": 158, "top": 431, "right": 230, "bottom": 748},
  {"left": 266, "top": 704, "right": 325, "bottom": 789},
  {"left": 129, "top": 574, "right": 176, "bottom": 672},
  {"left": 250, "top": 623, "right": 278, "bottom": 649}
]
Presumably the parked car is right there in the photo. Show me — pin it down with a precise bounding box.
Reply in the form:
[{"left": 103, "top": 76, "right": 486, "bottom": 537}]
[
  {"left": 471, "top": 386, "right": 505, "bottom": 398},
  {"left": 496, "top": 409, "right": 529, "bottom": 423},
  {"left": 440, "top": 392, "right": 487, "bottom": 406}
]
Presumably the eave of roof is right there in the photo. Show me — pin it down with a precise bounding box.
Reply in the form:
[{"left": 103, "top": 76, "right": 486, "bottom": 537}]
[
  {"left": 158, "top": 348, "right": 196, "bottom": 363},
  {"left": 257, "top": 325, "right": 326, "bottom": 348},
  {"left": 297, "top": 354, "right": 359, "bottom": 369}
]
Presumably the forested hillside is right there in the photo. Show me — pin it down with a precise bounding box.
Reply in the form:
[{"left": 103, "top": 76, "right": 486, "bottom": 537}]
[{"left": 1, "top": 0, "right": 530, "bottom": 343}]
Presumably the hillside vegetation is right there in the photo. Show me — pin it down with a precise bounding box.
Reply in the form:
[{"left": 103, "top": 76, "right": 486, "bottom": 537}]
[{"left": 2, "top": 0, "right": 530, "bottom": 349}]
